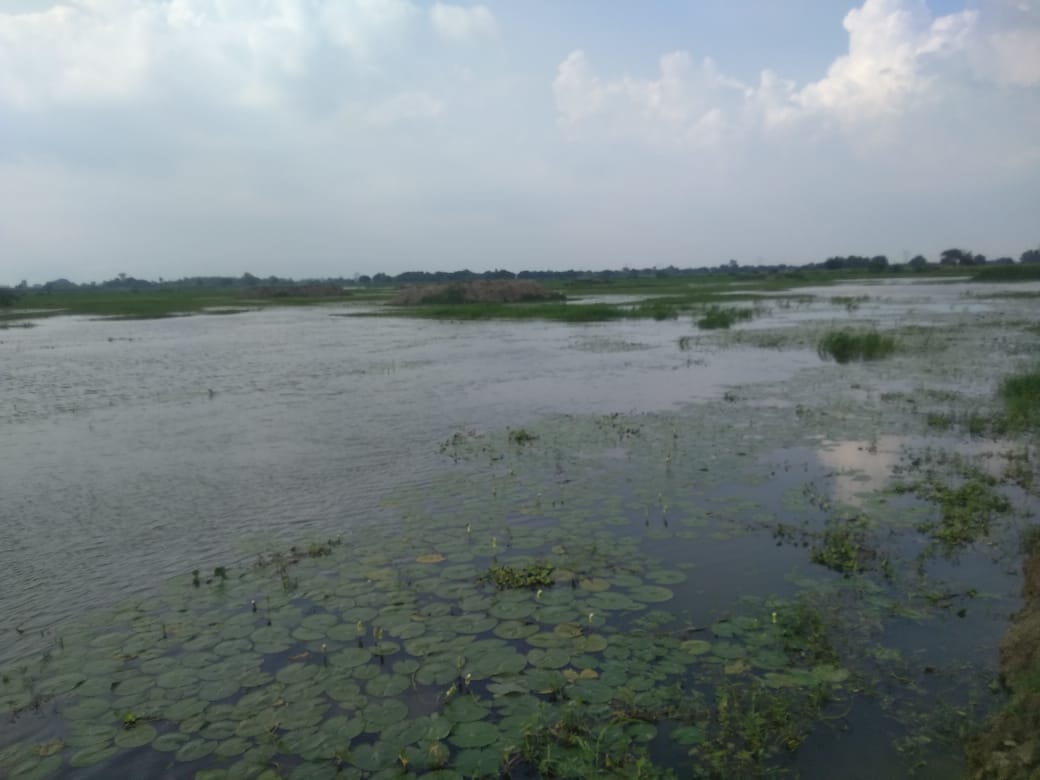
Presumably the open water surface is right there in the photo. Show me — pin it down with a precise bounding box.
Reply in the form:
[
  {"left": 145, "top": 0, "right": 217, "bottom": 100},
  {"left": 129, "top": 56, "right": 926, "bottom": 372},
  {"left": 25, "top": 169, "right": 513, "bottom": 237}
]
[{"left": 1, "top": 280, "right": 1037, "bottom": 778}]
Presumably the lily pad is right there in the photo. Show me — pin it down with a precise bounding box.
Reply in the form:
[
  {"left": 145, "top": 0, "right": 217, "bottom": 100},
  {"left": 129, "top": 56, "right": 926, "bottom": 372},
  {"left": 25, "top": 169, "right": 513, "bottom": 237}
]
[
  {"left": 450, "top": 721, "right": 500, "bottom": 749},
  {"left": 114, "top": 724, "right": 157, "bottom": 749}
]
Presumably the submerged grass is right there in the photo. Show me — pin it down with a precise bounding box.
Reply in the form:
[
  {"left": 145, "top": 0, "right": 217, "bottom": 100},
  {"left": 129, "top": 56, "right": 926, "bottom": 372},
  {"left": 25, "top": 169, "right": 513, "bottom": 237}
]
[{"left": 817, "top": 329, "right": 897, "bottom": 363}]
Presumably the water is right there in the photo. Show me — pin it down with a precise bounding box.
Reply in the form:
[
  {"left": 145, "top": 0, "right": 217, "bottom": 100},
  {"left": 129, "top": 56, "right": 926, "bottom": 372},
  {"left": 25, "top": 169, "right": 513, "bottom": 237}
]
[
  {"left": 0, "top": 280, "right": 1035, "bottom": 778},
  {"left": 1, "top": 306, "right": 816, "bottom": 665}
]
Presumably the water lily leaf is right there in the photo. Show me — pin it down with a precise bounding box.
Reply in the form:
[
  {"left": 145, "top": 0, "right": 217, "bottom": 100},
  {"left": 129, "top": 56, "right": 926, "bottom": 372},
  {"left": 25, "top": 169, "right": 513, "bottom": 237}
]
[
  {"left": 492, "top": 621, "right": 539, "bottom": 640},
  {"left": 450, "top": 746, "right": 499, "bottom": 778},
  {"left": 320, "top": 715, "right": 364, "bottom": 742},
  {"left": 444, "top": 696, "right": 489, "bottom": 723},
  {"left": 349, "top": 741, "right": 397, "bottom": 771},
  {"left": 467, "top": 648, "right": 527, "bottom": 679},
  {"left": 200, "top": 721, "right": 238, "bottom": 741},
  {"left": 646, "top": 570, "right": 687, "bottom": 585},
  {"left": 570, "top": 679, "right": 614, "bottom": 704},
  {"left": 553, "top": 622, "right": 584, "bottom": 639},
  {"left": 571, "top": 634, "right": 608, "bottom": 653},
  {"left": 671, "top": 725, "right": 705, "bottom": 746},
  {"left": 628, "top": 585, "right": 673, "bottom": 603},
  {"left": 527, "top": 647, "right": 570, "bottom": 669},
  {"left": 331, "top": 647, "right": 371, "bottom": 669},
  {"left": 114, "top": 724, "right": 156, "bottom": 749},
  {"left": 487, "top": 679, "right": 530, "bottom": 697},
  {"left": 450, "top": 721, "right": 500, "bottom": 749},
  {"left": 276, "top": 663, "right": 320, "bottom": 686},
  {"left": 176, "top": 739, "right": 216, "bottom": 762},
  {"left": 711, "top": 642, "right": 746, "bottom": 660},
  {"left": 198, "top": 677, "right": 241, "bottom": 702},
  {"left": 680, "top": 640, "right": 712, "bottom": 656},
  {"left": 69, "top": 743, "right": 119, "bottom": 768},
  {"left": 453, "top": 614, "right": 497, "bottom": 634},
  {"left": 214, "top": 737, "right": 251, "bottom": 759},
  {"left": 366, "top": 673, "right": 411, "bottom": 697},
  {"left": 363, "top": 699, "right": 409, "bottom": 731},
  {"left": 371, "top": 641, "right": 401, "bottom": 657},
  {"left": 579, "top": 578, "right": 611, "bottom": 592},
  {"left": 153, "top": 733, "right": 191, "bottom": 752},
  {"left": 416, "top": 553, "right": 446, "bottom": 564}
]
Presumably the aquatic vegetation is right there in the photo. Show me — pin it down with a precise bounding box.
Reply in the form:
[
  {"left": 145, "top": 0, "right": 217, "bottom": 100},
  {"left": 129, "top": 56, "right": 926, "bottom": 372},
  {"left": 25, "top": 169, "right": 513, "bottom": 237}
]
[
  {"left": 480, "top": 561, "right": 555, "bottom": 590},
  {"left": 895, "top": 470, "right": 1012, "bottom": 551},
  {"left": 696, "top": 305, "right": 755, "bottom": 330},
  {"left": 508, "top": 427, "right": 538, "bottom": 445},
  {"left": 1000, "top": 367, "right": 1040, "bottom": 430},
  {"left": 817, "top": 329, "right": 897, "bottom": 363},
  {"left": 810, "top": 515, "right": 879, "bottom": 576}
]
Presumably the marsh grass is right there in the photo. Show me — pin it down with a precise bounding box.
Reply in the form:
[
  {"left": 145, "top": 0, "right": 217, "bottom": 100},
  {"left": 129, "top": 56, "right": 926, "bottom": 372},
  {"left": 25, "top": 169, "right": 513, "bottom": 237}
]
[
  {"left": 1000, "top": 367, "right": 1040, "bottom": 430},
  {"left": 817, "top": 329, "right": 897, "bottom": 363},
  {"left": 696, "top": 305, "right": 755, "bottom": 330},
  {"left": 973, "top": 264, "right": 1040, "bottom": 281}
]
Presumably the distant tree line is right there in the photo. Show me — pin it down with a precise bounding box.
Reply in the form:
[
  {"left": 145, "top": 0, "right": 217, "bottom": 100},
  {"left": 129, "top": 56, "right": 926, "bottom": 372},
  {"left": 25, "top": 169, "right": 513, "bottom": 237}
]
[{"left": 6, "top": 244, "right": 1039, "bottom": 293}]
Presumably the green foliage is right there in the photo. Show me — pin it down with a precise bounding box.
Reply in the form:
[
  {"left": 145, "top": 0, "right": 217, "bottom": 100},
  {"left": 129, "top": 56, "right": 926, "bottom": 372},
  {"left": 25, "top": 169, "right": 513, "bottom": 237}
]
[
  {"left": 973, "top": 263, "right": 1040, "bottom": 281},
  {"left": 1000, "top": 367, "right": 1040, "bottom": 430},
  {"left": 817, "top": 329, "right": 897, "bottom": 363},
  {"left": 479, "top": 561, "right": 554, "bottom": 590},
  {"left": 691, "top": 681, "right": 830, "bottom": 777},
  {"left": 0, "top": 288, "right": 19, "bottom": 307},
  {"left": 506, "top": 703, "right": 676, "bottom": 779},
  {"left": 696, "top": 305, "right": 755, "bottom": 330},
  {"left": 810, "top": 515, "right": 877, "bottom": 576},
  {"left": 898, "top": 472, "right": 1011, "bottom": 550}
]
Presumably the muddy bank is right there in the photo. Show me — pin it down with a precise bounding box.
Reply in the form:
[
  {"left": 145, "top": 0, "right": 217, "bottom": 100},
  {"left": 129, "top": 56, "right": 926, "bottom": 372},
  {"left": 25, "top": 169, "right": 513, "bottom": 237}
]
[{"left": 969, "top": 539, "right": 1040, "bottom": 779}]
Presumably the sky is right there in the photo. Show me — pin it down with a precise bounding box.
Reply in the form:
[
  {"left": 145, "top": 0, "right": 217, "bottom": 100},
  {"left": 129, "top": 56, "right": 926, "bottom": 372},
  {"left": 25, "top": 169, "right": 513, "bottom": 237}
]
[{"left": 0, "top": 0, "right": 1038, "bottom": 285}]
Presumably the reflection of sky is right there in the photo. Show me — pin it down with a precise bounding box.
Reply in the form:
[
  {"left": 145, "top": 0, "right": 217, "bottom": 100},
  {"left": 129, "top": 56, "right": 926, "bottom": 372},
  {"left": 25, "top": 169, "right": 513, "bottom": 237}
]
[{"left": 815, "top": 436, "right": 903, "bottom": 507}]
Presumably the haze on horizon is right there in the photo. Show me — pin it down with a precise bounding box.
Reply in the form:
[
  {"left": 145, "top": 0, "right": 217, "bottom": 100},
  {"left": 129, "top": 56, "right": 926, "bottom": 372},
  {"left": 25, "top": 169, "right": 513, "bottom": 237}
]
[{"left": 1, "top": 0, "right": 1038, "bottom": 287}]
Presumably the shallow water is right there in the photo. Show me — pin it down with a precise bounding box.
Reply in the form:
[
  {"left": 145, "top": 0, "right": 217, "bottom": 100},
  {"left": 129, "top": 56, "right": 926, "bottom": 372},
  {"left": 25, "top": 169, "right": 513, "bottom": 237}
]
[
  {"left": 1, "top": 280, "right": 1037, "bottom": 778},
  {"left": 0, "top": 307, "right": 817, "bottom": 665}
]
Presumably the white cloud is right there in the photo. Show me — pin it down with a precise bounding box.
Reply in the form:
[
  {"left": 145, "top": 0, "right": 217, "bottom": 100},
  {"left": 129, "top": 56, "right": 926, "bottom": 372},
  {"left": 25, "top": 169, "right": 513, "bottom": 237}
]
[
  {"left": 793, "top": 0, "right": 978, "bottom": 124},
  {"left": 364, "top": 91, "right": 443, "bottom": 126},
  {"left": 429, "top": 3, "right": 497, "bottom": 44},
  {"left": 552, "top": 0, "right": 1040, "bottom": 148},
  {"left": 319, "top": 0, "right": 417, "bottom": 61},
  {"left": 0, "top": 0, "right": 420, "bottom": 110},
  {"left": 0, "top": 1, "right": 156, "bottom": 108},
  {"left": 984, "top": 28, "right": 1040, "bottom": 86},
  {"left": 552, "top": 49, "right": 745, "bottom": 147}
]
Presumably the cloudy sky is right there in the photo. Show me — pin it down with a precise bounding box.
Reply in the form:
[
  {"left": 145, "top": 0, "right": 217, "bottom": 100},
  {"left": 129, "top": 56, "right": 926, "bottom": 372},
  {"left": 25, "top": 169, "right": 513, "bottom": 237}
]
[{"left": 1, "top": 0, "right": 1038, "bottom": 284}]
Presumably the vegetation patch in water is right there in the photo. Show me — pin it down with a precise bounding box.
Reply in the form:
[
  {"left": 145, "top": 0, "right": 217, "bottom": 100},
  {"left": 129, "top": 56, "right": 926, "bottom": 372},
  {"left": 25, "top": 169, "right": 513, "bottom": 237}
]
[
  {"left": 696, "top": 305, "right": 755, "bottom": 330},
  {"left": 480, "top": 561, "right": 555, "bottom": 590},
  {"left": 817, "top": 329, "right": 897, "bottom": 363},
  {"left": 1000, "top": 366, "right": 1040, "bottom": 431}
]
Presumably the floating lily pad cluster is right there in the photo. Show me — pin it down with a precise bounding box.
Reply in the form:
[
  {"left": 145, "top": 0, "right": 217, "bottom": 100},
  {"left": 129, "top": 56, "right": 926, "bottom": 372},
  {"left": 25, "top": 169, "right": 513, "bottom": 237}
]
[{"left": 0, "top": 503, "right": 860, "bottom": 780}]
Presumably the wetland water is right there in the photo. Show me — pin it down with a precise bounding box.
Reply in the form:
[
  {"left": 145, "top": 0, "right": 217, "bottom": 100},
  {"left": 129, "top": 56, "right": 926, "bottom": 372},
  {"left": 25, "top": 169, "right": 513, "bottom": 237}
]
[{"left": 1, "top": 280, "right": 1038, "bottom": 778}]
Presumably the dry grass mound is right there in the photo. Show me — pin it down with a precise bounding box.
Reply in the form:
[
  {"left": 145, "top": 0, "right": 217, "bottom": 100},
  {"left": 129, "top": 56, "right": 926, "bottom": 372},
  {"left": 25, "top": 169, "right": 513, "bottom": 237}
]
[{"left": 388, "top": 280, "right": 562, "bottom": 305}]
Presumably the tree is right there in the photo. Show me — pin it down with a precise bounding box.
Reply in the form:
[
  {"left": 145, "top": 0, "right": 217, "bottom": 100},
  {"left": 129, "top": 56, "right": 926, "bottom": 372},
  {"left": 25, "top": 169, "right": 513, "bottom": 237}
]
[
  {"left": 940, "top": 248, "right": 967, "bottom": 266},
  {"left": 1021, "top": 248, "right": 1040, "bottom": 264},
  {"left": 869, "top": 255, "right": 889, "bottom": 271},
  {"left": 0, "top": 287, "right": 18, "bottom": 306},
  {"left": 908, "top": 255, "right": 928, "bottom": 271}
]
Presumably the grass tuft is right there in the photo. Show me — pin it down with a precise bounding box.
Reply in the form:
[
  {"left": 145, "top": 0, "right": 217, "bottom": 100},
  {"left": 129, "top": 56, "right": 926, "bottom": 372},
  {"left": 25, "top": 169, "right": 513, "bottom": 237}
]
[
  {"left": 696, "top": 305, "right": 755, "bottom": 330},
  {"left": 1000, "top": 368, "right": 1040, "bottom": 431},
  {"left": 817, "top": 329, "right": 897, "bottom": 363}
]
